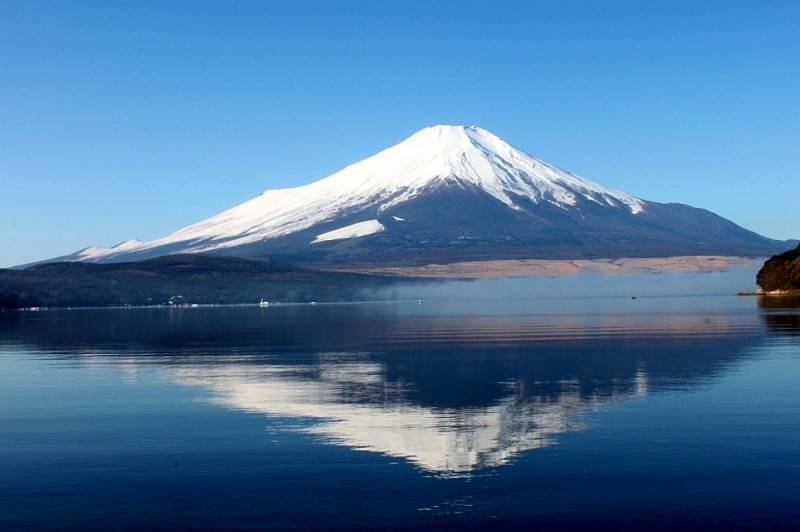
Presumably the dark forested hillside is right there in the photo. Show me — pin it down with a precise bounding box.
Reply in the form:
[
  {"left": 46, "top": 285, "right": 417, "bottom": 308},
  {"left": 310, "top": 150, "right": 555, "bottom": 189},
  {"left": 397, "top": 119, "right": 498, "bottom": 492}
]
[
  {"left": 756, "top": 244, "right": 800, "bottom": 292},
  {"left": 0, "top": 254, "right": 409, "bottom": 309}
]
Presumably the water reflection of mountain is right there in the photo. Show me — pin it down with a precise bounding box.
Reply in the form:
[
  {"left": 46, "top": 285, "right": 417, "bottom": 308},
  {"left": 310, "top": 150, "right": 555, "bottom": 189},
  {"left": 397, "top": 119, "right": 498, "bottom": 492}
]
[{"left": 0, "top": 304, "right": 769, "bottom": 475}]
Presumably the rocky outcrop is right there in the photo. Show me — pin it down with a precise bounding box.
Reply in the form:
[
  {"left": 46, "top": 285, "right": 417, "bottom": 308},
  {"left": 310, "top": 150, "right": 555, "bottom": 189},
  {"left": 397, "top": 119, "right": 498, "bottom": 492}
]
[{"left": 757, "top": 244, "right": 800, "bottom": 292}]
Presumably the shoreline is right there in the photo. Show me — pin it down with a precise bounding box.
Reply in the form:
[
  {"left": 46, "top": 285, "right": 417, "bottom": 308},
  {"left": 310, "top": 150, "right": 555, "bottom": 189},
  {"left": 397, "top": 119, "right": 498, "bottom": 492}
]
[
  {"left": 738, "top": 289, "right": 800, "bottom": 297},
  {"left": 331, "top": 255, "right": 764, "bottom": 279}
]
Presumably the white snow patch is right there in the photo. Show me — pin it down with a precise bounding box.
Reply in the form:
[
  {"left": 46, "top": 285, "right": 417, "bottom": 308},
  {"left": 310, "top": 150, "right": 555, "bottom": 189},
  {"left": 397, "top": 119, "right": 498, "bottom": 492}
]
[{"left": 312, "top": 220, "right": 385, "bottom": 243}]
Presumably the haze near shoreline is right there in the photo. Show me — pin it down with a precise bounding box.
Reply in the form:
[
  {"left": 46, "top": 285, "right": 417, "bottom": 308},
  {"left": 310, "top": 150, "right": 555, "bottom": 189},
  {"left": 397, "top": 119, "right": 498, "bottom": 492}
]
[{"left": 336, "top": 255, "right": 763, "bottom": 279}]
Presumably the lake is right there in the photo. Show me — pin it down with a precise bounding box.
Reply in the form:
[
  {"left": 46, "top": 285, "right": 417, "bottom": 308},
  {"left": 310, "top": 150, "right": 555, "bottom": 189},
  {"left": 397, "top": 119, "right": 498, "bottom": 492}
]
[{"left": 1, "top": 271, "right": 799, "bottom": 530}]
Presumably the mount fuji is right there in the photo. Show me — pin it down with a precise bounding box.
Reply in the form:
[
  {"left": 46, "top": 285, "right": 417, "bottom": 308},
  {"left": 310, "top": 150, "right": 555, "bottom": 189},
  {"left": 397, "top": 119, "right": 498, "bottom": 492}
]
[{"left": 53, "top": 125, "right": 784, "bottom": 267}]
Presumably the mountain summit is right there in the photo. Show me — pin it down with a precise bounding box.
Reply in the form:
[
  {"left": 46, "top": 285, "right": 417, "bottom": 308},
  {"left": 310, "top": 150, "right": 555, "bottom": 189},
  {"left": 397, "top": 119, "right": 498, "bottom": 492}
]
[{"left": 56, "top": 125, "right": 783, "bottom": 266}]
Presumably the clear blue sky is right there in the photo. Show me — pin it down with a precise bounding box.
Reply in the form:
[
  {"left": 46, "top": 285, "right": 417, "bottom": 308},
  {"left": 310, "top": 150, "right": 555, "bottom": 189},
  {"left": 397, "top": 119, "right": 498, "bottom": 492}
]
[{"left": 2, "top": 0, "right": 798, "bottom": 267}]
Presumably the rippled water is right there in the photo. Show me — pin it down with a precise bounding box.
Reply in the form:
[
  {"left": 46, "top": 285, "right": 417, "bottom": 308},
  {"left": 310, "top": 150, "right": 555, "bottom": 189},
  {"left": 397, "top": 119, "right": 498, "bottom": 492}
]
[{"left": 1, "top": 273, "right": 799, "bottom": 529}]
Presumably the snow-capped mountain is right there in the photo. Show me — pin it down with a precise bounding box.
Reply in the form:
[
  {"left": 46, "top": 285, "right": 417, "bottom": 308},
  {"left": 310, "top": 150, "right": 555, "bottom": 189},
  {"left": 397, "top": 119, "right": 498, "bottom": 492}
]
[{"left": 55, "top": 125, "right": 783, "bottom": 266}]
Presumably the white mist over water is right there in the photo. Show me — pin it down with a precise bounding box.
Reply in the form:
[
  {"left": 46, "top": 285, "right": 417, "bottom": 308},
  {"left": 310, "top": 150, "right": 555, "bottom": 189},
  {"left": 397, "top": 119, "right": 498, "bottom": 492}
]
[{"left": 379, "top": 269, "right": 759, "bottom": 308}]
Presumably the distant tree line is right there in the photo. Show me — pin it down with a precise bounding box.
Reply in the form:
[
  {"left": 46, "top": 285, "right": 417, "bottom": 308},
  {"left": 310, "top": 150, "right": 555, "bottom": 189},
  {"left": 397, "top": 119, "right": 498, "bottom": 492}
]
[{"left": 0, "top": 254, "right": 408, "bottom": 309}]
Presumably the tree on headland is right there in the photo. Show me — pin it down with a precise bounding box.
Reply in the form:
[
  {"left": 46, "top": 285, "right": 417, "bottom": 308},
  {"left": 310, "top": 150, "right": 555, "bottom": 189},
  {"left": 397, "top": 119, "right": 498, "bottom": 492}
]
[{"left": 756, "top": 244, "right": 800, "bottom": 292}]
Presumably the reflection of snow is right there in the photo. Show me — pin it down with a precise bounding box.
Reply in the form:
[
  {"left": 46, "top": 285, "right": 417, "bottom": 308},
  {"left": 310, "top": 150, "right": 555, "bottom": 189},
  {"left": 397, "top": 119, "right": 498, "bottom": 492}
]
[
  {"left": 635, "top": 365, "right": 649, "bottom": 396},
  {"left": 160, "top": 354, "right": 634, "bottom": 476}
]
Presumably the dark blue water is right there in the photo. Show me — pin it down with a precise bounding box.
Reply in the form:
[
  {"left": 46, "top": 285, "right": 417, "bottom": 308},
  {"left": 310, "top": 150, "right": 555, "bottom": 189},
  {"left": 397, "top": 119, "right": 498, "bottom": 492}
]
[{"left": 1, "top": 274, "right": 799, "bottom": 530}]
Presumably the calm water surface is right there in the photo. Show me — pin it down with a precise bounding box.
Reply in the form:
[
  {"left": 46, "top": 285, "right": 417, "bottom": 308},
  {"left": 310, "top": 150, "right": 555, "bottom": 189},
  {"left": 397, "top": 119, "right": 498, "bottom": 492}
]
[{"left": 1, "top": 273, "right": 799, "bottom": 530}]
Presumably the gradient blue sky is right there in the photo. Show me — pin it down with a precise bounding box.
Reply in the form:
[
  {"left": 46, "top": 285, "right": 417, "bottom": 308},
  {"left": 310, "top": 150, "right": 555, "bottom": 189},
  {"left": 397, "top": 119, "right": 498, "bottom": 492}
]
[{"left": 2, "top": 0, "right": 798, "bottom": 267}]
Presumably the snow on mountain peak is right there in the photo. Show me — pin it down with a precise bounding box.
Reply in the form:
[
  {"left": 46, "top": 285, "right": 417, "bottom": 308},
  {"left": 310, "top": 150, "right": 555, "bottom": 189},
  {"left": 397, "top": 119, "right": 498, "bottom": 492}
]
[
  {"left": 72, "top": 125, "right": 644, "bottom": 261},
  {"left": 334, "top": 124, "right": 644, "bottom": 214}
]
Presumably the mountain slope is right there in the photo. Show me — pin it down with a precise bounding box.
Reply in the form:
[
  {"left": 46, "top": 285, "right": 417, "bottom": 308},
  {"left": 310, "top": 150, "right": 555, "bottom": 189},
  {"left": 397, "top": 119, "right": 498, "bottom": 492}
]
[{"left": 52, "top": 125, "right": 785, "bottom": 266}]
